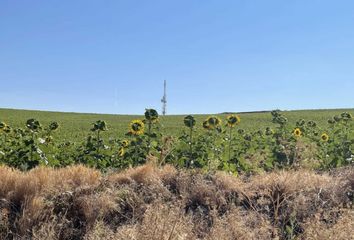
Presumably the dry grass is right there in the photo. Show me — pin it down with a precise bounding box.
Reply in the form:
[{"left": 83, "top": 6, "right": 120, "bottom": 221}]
[{"left": 0, "top": 164, "right": 353, "bottom": 240}]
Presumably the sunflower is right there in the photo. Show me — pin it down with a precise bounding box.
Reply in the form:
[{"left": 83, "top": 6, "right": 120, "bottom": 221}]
[
  {"left": 244, "top": 134, "right": 252, "bottom": 141},
  {"left": 145, "top": 109, "right": 159, "bottom": 123},
  {"left": 237, "top": 129, "right": 245, "bottom": 134},
  {"left": 0, "top": 122, "right": 11, "bottom": 134},
  {"left": 0, "top": 122, "right": 7, "bottom": 131},
  {"left": 121, "top": 139, "right": 130, "bottom": 148},
  {"left": 129, "top": 120, "right": 145, "bottom": 135},
  {"left": 204, "top": 116, "right": 222, "bottom": 130},
  {"left": 118, "top": 148, "right": 125, "bottom": 157},
  {"left": 321, "top": 133, "right": 329, "bottom": 142},
  {"left": 49, "top": 121, "right": 59, "bottom": 131},
  {"left": 341, "top": 112, "right": 352, "bottom": 120},
  {"left": 26, "top": 118, "right": 41, "bottom": 132},
  {"left": 3, "top": 125, "right": 11, "bottom": 134},
  {"left": 91, "top": 120, "right": 107, "bottom": 132},
  {"left": 293, "top": 128, "right": 302, "bottom": 137},
  {"left": 307, "top": 121, "right": 317, "bottom": 128},
  {"left": 226, "top": 115, "right": 240, "bottom": 127},
  {"left": 184, "top": 115, "right": 196, "bottom": 128}
]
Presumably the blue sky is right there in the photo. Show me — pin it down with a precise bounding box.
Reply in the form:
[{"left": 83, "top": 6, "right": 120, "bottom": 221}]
[{"left": 1, "top": 0, "right": 354, "bottom": 114}]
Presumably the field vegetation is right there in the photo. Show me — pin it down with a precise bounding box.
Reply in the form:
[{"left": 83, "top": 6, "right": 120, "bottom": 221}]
[
  {"left": 0, "top": 108, "right": 353, "bottom": 239},
  {"left": 1, "top": 108, "right": 353, "bottom": 141},
  {"left": 0, "top": 108, "right": 353, "bottom": 172}
]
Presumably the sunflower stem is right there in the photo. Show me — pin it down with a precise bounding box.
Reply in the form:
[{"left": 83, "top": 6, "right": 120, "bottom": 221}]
[
  {"left": 30, "top": 131, "right": 34, "bottom": 164},
  {"left": 97, "top": 130, "right": 100, "bottom": 156},
  {"left": 188, "top": 127, "right": 193, "bottom": 167},
  {"left": 147, "top": 121, "right": 152, "bottom": 154},
  {"left": 134, "top": 139, "right": 138, "bottom": 165}
]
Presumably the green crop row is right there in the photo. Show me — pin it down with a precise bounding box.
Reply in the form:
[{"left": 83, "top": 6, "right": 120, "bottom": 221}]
[{"left": 0, "top": 109, "right": 353, "bottom": 173}]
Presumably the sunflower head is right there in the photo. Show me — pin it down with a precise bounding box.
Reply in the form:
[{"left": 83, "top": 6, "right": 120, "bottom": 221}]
[
  {"left": 296, "top": 119, "right": 306, "bottom": 126},
  {"left": 237, "top": 129, "right": 245, "bottom": 135},
  {"left": 184, "top": 115, "right": 196, "bottom": 128},
  {"left": 118, "top": 148, "right": 125, "bottom": 157},
  {"left": 226, "top": 115, "right": 240, "bottom": 127},
  {"left": 26, "top": 119, "right": 41, "bottom": 132},
  {"left": 271, "top": 110, "right": 281, "bottom": 118},
  {"left": 204, "top": 116, "right": 222, "bottom": 130},
  {"left": 2, "top": 125, "right": 11, "bottom": 134},
  {"left": 321, "top": 133, "right": 329, "bottom": 142},
  {"left": 129, "top": 120, "right": 145, "bottom": 135},
  {"left": 121, "top": 139, "right": 130, "bottom": 148},
  {"left": 91, "top": 120, "right": 107, "bottom": 132},
  {"left": 271, "top": 110, "right": 288, "bottom": 125},
  {"left": 293, "top": 128, "right": 302, "bottom": 137},
  {"left": 49, "top": 121, "right": 59, "bottom": 131},
  {"left": 341, "top": 112, "right": 353, "bottom": 121},
  {"left": 145, "top": 109, "right": 159, "bottom": 123},
  {"left": 307, "top": 121, "right": 317, "bottom": 128},
  {"left": 0, "top": 122, "right": 7, "bottom": 130},
  {"left": 244, "top": 134, "right": 252, "bottom": 141}
]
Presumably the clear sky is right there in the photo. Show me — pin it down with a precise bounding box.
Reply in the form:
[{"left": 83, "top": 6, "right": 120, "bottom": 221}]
[{"left": 1, "top": 0, "right": 353, "bottom": 115}]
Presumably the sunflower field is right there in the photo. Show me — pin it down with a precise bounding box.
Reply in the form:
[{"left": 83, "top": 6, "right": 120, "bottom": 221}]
[{"left": 0, "top": 108, "right": 353, "bottom": 173}]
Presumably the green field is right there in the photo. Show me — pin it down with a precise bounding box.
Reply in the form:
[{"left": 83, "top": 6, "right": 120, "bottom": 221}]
[{"left": 1, "top": 108, "right": 353, "bottom": 141}]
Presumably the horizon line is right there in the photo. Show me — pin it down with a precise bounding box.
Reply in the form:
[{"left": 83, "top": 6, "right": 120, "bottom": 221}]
[{"left": 1, "top": 106, "right": 353, "bottom": 116}]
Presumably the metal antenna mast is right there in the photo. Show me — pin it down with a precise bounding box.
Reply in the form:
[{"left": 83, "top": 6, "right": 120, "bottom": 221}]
[{"left": 161, "top": 80, "right": 167, "bottom": 115}]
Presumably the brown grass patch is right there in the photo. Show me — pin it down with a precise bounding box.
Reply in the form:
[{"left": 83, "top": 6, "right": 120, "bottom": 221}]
[{"left": 0, "top": 164, "right": 352, "bottom": 239}]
